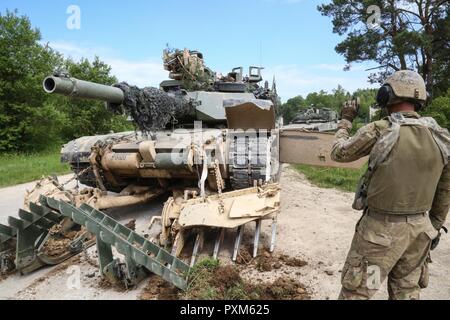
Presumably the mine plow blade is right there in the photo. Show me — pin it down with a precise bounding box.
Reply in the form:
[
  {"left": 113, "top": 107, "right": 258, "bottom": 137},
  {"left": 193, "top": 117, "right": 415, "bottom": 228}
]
[
  {"left": 40, "top": 196, "right": 190, "bottom": 290},
  {"left": 0, "top": 201, "right": 92, "bottom": 275},
  {"left": 157, "top": 183, "right": 281, "bottom": 262}
]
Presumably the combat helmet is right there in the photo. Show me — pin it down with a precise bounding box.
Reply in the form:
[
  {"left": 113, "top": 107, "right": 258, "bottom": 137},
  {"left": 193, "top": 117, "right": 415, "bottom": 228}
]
[{"left": 376, "top": 70, "right": 427, "bottom": 109}]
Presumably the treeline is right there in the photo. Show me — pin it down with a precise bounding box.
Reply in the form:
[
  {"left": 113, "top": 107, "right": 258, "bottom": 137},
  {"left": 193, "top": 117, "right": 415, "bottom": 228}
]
[
  {"left": 279, "top": 86, "right": 377, "bottom": 125},
  {"left": 0, "top": 10, "right": 132, "bottom": 153}
]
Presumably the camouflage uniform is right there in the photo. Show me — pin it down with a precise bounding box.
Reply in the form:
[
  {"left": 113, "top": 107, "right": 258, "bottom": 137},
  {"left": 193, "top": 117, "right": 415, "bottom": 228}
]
[{"left": 332, "top": 111, "right": 450, "bottom": 300}]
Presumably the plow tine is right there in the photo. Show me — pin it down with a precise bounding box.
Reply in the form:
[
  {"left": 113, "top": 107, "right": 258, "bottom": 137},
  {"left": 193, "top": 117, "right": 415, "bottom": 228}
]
[
  {"left": 7, "top": 216, "right": 26, "bottom": 230},
  {"left": 190, "top": 232, "right": 204, "bottom": 268},
  {"left": 0, "top": 224, "right": 15, "bottom": 238},
  {"left": 17, "top": 210, "right": 35, "bottom": 223},
  {"left": 232, "top": 226, "right": 244, "bottom": 262},
  {"left": 18, "top": 210, "right": 53, "bottom": 230},
  {"left": 270, "top": 218, "right": 277, "bottom": 253},
  {"left": 29, "top": 202, "right": 61, "bottom": 223},
  {"left": 253, "top": 219, "right": 262, "bottom": 258},
  {"left": 213, "top": 228, "right": 225, "bottom": 260}
]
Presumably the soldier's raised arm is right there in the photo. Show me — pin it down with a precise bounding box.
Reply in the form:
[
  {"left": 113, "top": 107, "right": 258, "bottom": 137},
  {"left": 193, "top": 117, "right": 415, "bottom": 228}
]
[
  {"left": 330, "top": 99, "right": 385, "bottom": 163},
  {"left": 331, "top": 120, "right": 382, "bottom": 162}
]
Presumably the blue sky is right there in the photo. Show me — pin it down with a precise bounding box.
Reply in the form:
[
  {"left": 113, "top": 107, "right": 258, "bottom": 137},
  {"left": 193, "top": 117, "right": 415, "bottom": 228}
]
[{"left": 1, "top": 0, "right": 377, "bottom": 101}]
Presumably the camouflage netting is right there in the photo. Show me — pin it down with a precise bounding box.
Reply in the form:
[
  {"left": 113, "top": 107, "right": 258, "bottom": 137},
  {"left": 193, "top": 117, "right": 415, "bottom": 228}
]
[{"left": 109, "top": 83, "right": 196, "bottom": 132}]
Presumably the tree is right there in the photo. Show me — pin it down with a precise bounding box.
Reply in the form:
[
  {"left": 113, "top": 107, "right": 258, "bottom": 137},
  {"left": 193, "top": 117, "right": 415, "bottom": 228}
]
[
  {"left": 53, "top": 57, "right": 132, "bottom": 141},
  {"left": 279, "top": 86, "right": 378, "bottom": 125},
  {"left": 0, "top": 10, "right": 133, "bottom": 152},
  {"left": 421, "top": 88, "right": 450, "bottom": 130},
  {"left": 431, "top": 4, "right": 450, "bottom": 97},
  {"left": 279, "top": 96, "right": 306, "bottom": 124},
  {"left": 353, "top": 88, "right": 378, "bottom": 121},
  {"left": 318, "top": 0, "right": 450, "bottom": 96},
  {"left": 0, "top": 10, "right": 63, "bottom": 152}
]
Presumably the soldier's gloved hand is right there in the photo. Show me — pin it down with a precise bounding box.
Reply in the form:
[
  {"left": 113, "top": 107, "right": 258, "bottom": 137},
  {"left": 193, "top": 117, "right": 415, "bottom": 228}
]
[
  {"left": 341, "top": 98, "right": 360, "bottom": 123},
  {"left": 431, "top": 226, "right": 448, "bottom": 251}
]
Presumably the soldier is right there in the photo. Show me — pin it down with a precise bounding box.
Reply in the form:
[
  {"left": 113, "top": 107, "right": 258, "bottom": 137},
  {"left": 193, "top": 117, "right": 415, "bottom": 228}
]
[{"left": 331, "top": 70, "right": 450, "bottom": 300}]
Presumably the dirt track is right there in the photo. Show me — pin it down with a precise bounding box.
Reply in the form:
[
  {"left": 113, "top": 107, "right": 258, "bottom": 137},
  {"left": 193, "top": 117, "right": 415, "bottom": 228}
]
[{"left": 0, "top": 167, "right": 449, "bottom": 300}]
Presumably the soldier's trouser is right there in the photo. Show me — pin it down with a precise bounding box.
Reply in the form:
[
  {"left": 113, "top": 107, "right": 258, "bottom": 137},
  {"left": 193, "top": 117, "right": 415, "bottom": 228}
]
[{"left": 338, "top": 210, "right": 438, "bottom": 300}]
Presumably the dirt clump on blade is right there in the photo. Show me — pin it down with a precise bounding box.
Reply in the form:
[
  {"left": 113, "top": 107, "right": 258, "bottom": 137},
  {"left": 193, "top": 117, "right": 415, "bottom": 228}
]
[
  {"left": 279, "top": 254, "right": 308, "bottom": 267},
  {"left": 139, "top": 275, "right": 180, "bottom": 300},
  {"left": 42, "top": 237, "right": 72, "bottom": 257},
  {"left": 256, "top": 251, "right": 274, "bottom": 272},
  {"left": 235, "top": 246, "right": 252, "bottom": 265},
  {"left": 124, "top": 219, "right": 136, "bottom": 231},
  {"left": 253, "top": 277, "right": 310, "bottom": 300},
  {"left": 96, "top": 277, "right": 128, "bottom": 293},
  {"left": 210, "top": 265, "right": 241, "bottom": 288},
  {"left": 41, "top": 229, "right": 83, "bottom": 257},
  {"left": 253, "top": 250, "right": 308, "bottom": 272},
  {"left": 182, "top": 258, "right": 311, "bottom": 300}
]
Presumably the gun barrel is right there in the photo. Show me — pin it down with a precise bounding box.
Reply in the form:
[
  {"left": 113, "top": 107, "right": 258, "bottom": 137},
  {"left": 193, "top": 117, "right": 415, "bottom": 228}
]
[{"left": 43, "top": 75, "right": 124, "bottom": 104}]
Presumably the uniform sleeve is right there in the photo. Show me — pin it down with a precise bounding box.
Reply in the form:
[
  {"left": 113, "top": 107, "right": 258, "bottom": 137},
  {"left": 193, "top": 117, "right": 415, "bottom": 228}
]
[
  {"left": 330, "top": 120, "right": 380, "bottom": 163},
  {"left": 429, "top": 163, "right": 450, "bottom": 230}
]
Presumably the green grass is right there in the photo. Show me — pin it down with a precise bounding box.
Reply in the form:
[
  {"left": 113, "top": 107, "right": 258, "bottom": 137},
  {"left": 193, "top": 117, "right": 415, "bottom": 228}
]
[
  {"left": 0, "top": 149, "right": 70, "bottom": 188},
  {"left": 293, "top": 164, "right": 366, "bottom": 192}
]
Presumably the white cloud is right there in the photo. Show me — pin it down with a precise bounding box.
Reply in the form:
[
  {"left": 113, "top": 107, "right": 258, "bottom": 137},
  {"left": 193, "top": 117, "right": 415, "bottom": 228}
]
[
  {"left": 45, "top": 40, "right": 167, "bottom": 88},
  {"left": 45, "top": 41, "right": 114, "bottom": 60},
  {"left": 263, "top": 64, "right": 377, "bottom": 101},
  {"left": 100, "top": 58, "right": 167, "bottom": 88}
]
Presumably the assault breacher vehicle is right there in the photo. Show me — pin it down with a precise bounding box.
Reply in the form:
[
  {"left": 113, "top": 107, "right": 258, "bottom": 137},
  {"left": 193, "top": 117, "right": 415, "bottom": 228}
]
[{"left": 0, "top": 48, "right": 365, "bottom": 290}]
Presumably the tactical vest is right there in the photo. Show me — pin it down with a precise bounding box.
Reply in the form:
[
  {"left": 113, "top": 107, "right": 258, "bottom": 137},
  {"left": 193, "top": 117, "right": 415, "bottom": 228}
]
[{"left": 353, "top": 112, "right": 450, "bottom": 214}]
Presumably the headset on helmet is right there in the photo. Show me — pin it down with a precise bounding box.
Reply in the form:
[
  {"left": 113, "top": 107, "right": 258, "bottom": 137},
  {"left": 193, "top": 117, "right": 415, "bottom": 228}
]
[
  {"left": 376, "top": 84, "right": 393, "bottom": 108},
  {"left": 376, "top": 70, "right": 428, "bottom": 110}
]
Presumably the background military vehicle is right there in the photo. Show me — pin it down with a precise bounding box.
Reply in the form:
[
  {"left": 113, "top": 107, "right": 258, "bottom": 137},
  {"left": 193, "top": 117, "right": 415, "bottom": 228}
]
[{"left": 285, "top": 107, "right": 339, "bottom": 132}]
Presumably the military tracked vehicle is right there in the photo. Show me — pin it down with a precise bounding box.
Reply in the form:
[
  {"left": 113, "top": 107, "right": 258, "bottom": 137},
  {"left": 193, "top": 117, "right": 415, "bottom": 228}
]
[
  {"left": 284, "top": 107, "right": 339, "bottom": 132},
  {"left": 0, "top": 48, "right": 366, "bottom": 290}
]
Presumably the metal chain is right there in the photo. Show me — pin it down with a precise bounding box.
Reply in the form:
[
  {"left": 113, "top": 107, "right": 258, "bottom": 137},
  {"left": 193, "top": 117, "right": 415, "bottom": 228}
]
[
  {"left": 61, "top": 166, "right": 92, "bottom": 188},
  {"left": 214, "top": 159, "right": 225, "bottom": 215}
]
